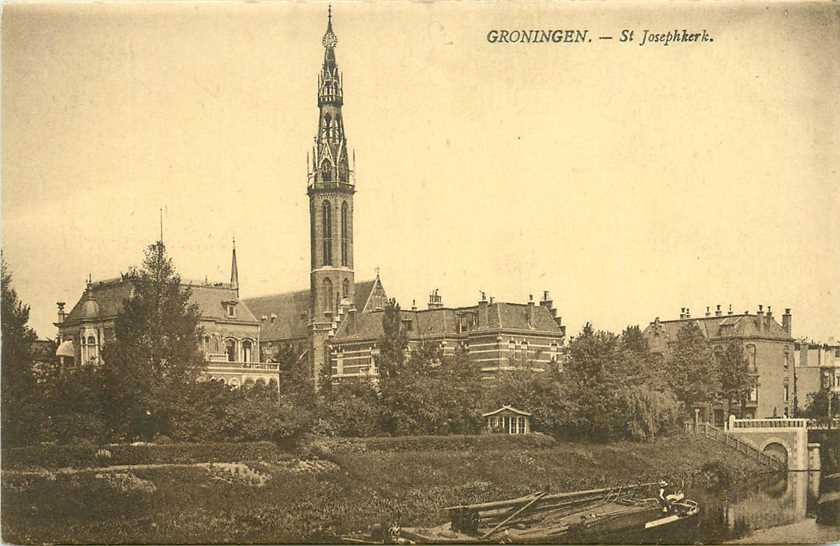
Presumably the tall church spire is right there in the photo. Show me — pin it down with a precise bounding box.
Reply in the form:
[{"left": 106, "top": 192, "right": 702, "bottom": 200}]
[
  {"left": 311, "top": 5, "right": 350, "bottom": 189},
  {"left": 230, "top": 237, "right": 239, "bottom": 297},
  {"left": 308, "top": 6, "right": 356, "bottom": 389}
]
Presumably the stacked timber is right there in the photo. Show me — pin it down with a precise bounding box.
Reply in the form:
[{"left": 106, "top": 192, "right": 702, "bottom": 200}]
[{"left": 444, "top": 482, "right": 659, "bottom": 539}]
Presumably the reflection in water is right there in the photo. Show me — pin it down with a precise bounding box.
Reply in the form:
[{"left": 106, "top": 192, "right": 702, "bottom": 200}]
[{"left": 663, "top": 471, "right": 840, "bottom": 544}]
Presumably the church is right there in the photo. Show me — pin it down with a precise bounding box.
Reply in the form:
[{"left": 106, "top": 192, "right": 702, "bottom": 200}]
[{"left": 55, "top": 9, "right": 566, "bottom": 387}]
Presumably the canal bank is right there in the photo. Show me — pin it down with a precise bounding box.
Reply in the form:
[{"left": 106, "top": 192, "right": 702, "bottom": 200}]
[{"left": 1, "top": 434, "right": 774, "bottom": 543}]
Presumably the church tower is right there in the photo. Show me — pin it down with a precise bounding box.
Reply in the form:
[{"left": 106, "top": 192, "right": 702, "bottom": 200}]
[{"left": 308, "top": 7, "right": 355, "bottom": 384}]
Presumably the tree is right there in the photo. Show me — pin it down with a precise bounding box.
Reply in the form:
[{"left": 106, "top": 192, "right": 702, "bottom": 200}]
[
  {"left": 1, "top": 257, "right": 43, "bottom": 446},
  {"left": 665, "top": 322, "right": 720, "bottom": 412},
  {"left": 717, "top": 340, "right": 752, "bottom": 418},
  {"left": 374, "top": 298, "right": 408, "bottom": 380},
  {"left": 101, "top": 241, "right": 205, "bottom": 441},
  {"left": 803, "top": 389, "right": 840, "bottom": 426}
]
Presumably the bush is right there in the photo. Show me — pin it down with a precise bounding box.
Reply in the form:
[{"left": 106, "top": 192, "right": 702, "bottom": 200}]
[
  {"left": 1, "top": 441, "right": 293, "bottom": 469},
  {"left": 316, "top": 433, "right": 557, "bottom": 454}
]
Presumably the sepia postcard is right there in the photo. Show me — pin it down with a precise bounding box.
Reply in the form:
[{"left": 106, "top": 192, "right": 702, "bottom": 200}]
[{"left": 1, "top": 1, "right": 839, "bottom": 544}]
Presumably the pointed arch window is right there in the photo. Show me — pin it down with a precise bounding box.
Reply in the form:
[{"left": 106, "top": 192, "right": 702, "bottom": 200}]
[
  {"left": 321, "top": 160, "right": 332, "bottom": 183},
  {"left": 225, "top": 339, "right": 237, "bottom": 362},
  {"left": 323, "top": 278, "right": 333, "bottom": 315},
  {"left": 341, "top": 201, "right": 349, "bottom": 266},
  {"left": 342, "top": 278, "right": 350, "bottom": 299},
  {"left": 322, "top": 201, "right": 333, "bottom": 265}
]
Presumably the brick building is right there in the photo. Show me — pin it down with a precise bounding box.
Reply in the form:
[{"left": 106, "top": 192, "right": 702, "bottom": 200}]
[
  {"left": 793, "top": 338, "right": 840, "bottom": 407},
  {"left": 330, "top": 290, "right": 565, "bottom": 380},
  {"left": 643, "top": 304, "right": 795, "bottom": 423}
]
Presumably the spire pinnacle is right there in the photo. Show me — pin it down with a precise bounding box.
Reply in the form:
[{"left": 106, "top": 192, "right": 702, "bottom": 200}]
[{"left": 230, "top": 237, "right": 239, "bottom": 296}]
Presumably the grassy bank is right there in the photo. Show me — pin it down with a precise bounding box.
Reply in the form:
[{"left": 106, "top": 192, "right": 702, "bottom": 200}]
[{"left": 1, "top": 434, "right": 769, "bottom": 544}]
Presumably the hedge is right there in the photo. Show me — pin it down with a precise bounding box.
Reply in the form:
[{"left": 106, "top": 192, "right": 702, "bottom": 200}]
[
  {"left": 1, "top": 441, "right": 292, "bottom": 469},
  {"left": 318, "top": 433, "right": 557, "bottom": 454}
]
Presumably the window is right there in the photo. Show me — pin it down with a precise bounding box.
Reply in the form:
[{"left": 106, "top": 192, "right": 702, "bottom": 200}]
[
  {"left": 784, "top": 353, "right": 790, "bottom": 369},
  {"left": 226, "top": 339, "right": 237, "bottom": 362},
  {"left": 203, "top": 336, "right": 210, "bottom": 353},
  {"left": 226, "top": 303, "right": 236, "bottom": 318},
  {"left": 341, "top": 201, "right": 349, "bottom": 266},
  {"left": 321, "top": 160, "right": 332, "bottom": 182},
  {"left": 746, "top": 344, "right": 757, "bottom": 371},
  {"left": 518, "top": 416, "right": 525, "bottom": 434},
  {"left": 509, "top": 339, "right": 516, "bottom": 355},
  {"left": 342, "top": 278, "right": 350, "bottom": 300},
  {"left": 322, "top": 201, "right": 333, "bottom": 265},
  {"left": 749, "top": 380, "right": 758, "bottom": 402},
  {"left": 784, "top": 385, "right": 789, "bottom": 402},
  {"left": 242, "top": 340, "right": 252, "bottom": 363},
  {"left": 323, "top": 278, "right": 333, "bottom": 314}
]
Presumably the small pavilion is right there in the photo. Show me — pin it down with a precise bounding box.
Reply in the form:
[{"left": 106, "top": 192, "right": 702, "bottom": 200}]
[{"left": 482, "top": 405, "right": 532, "bottom": 434}]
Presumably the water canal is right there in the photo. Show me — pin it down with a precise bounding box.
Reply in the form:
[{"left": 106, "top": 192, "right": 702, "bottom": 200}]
[{"left": 660, "top": 471, "right": 839, "bottom": 544}]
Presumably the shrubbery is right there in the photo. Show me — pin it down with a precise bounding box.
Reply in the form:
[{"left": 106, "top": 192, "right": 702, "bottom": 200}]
[
  {"left": 315, "top": 432, "right": 556, "bottom": 454},
  {"left": 1, "top": 441, "right": 291, "bottom": 469}
]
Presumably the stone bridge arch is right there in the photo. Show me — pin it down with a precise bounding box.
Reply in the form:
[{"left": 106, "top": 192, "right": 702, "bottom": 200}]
[{"left": 727, "top": 417, "right": 810, "bottom": 471}]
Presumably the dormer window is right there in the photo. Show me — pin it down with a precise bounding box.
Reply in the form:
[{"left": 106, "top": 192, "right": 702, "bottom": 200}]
[{"left": 225, "top": 302, "right": 237, "bottom": 318}]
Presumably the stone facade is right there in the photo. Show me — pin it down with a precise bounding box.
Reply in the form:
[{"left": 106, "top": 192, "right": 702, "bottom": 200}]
[
  {"left": 643, "top": 305, "right": 795, "bottom": 421},
  {"left": 54, "top": 246, "right": 271, "bottom": 385},
  {"left": 793, "top": 339, "right": 840, "bottom": 407}
]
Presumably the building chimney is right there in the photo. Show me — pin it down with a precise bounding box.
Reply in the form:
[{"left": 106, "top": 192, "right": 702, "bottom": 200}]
[
  {"left": 478, "top": 291, "right": 489, "bottom": 327},
  {"left": 428, "top": 289, "right": 443, "bottom": 310},
  {"left": 347, "top": 307, "right": 357, "bottom": 335},
  {"left": 756, "top": 305, "right": 764, "bottom": 333},
  {"left": 715, "top": 304, "right": 722, "bottom": 317},
  {"left": 527, "top": 294, "right": 535, "bottom": 327},
  {"left": 782, "top": 308, "right": 792, "bottom": 336},
  {"left": 411, "top": 299, "right": 417, "bottom": 312},
  {"left": 686, "top": 307, "right": 691, "bottom": 319},
  {"left": 539, "top": 290, "right": 553, "bottom": 309},
  {"left": 56, "top": 302, "right": 66, "bottom": 324},
  {"left": 705, "top": 306, "right": 711, "bottom": 317},
  {"left": 728, "top": 304, "right": 733, "bottom": 315},
  {"left": 679, "top": 307, "right": 685, "bottom": 319}
]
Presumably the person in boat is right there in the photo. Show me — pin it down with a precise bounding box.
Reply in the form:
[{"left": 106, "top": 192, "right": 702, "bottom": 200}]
[{"left": 657, "top": 480, "right": 673, "bottom": 513}]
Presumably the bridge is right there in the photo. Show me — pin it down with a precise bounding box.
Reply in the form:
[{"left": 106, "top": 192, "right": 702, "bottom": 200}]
[
  {"left": 726, "top": 417, "right": 817, "bottom": 472},
  {"left": 687, "top": 417, "right": 820, "bottom": 472}
]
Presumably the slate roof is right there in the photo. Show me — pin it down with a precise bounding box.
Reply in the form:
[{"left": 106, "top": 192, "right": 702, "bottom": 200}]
[
  {"left": 62, "top": 278, "right": 258, "bottom": 327},
  {"left": 334, "top": 302, "right": 563, "bottom": 342},
  {"left": 644, "top": 313, "right": 792, "bottom": 343},
  {"left": 243, "top": 279, "right": 382, "bottom": 342},
  {"left": 243, "top": 289, "right": 311, "bottom": 342}
]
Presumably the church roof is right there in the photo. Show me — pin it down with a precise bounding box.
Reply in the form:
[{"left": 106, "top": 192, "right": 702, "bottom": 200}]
[
  {"left": 62, "top": 278, "right": 257, "bottom": 327},
  {"left": 334, "top": 301, "right": 563, "bottom": 342},
  {"left": 244, "top": 289, "right": 311, "bottom": 342},
  {"left": 243, "top": 278, "right": 382, "bottom": 343}
]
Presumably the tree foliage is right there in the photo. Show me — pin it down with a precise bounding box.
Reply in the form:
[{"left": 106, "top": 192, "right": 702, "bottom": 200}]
[
  {"left": 1, "top": 257, "right": 42, "bottom": 446},
  {"left": 717, "top": 340, "right": 752, "bottom": 418},
  {"left": 100, "top": 241, "right": 206, "bottom": 440},
  {"left": 665, "top": 322, "right": 720, "bottom": 410}
]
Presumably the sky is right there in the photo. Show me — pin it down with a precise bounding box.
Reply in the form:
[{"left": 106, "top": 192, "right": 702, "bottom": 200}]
[{"left": 2, "top": 1, "right": 839, "bottom": 342}]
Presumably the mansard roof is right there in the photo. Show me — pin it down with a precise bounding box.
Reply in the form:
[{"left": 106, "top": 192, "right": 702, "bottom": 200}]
[
  {"left": 644, "top": 313, "right": 792, "bottom": 343},
  {"left": 334, "top": 301, "right": 564, "bottom": 343},
  {"left": 244, "top": 278, "right": 382, "bottom": 343},
  {"left": 62, "top": 277, "right": 257, "bottom": 327}
]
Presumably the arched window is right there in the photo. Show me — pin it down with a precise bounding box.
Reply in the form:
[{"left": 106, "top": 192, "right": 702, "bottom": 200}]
[
  {"left": 322, "top": 201, "right": 332, "bottom": 265},
  {"left": 226, "top": 339, "right": 237, "bottom": 362},
  {"left": 323, "top": 278, "right": 333, "bottom": 314},
  {"left": 341, "top": 201, "right": 349, "bottom": 265},
  {"left": 342, "top": 278, "right": 350, "bottom": 300},
  {"left": 242, "top": 340, "right": 252, "bottom": 363},
  {"left": 213, "top": 335, "right": 220, "bottom": 353},
  {"left": 321, "top": 160, "right": 332, "bottom": 182},
  {"left": 746, "top": 344, "right": 757, "bottom": 371},
  {"left": 229, "top": 378, "right": 240, "bottom": 388}
]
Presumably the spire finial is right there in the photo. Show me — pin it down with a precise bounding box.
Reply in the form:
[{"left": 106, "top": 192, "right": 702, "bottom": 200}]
[
  {"left": 322, "top": 5, "right": 337, "bottom": 49},
  {"left": 230, "top": 237, "right": 239, "bottom": 296}
]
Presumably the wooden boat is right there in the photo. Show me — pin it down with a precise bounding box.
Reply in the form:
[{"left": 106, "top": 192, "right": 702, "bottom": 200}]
[{"left": 358, "top": 482, "right": 699, "bottom": 544}]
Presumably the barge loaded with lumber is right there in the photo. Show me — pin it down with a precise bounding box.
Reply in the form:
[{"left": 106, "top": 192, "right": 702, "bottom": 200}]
[{"left": 349, "top": 481, "right": 699, "bottom": 544}]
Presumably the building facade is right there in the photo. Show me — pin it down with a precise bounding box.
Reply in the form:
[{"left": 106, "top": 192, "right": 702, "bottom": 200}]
[
  {"left": 793, "top": 338, "right": 840, "bottom": 405},
  {"left": 643, "top": 305, "right": 795, "bottom": 422},
  {"left": 54, "top": 246, "right": 279, "bottom": 386},
  {"left": 330, "top": 290, "right": 565, "bottom": 380}
]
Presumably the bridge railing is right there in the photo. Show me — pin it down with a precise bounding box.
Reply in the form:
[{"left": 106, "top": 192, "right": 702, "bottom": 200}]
[
  {"left": 686, "top": 421, "right": 786, "bottom": 471},
  {"left": 728, "top": 417, "right": 808, "bottom": 430}
]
